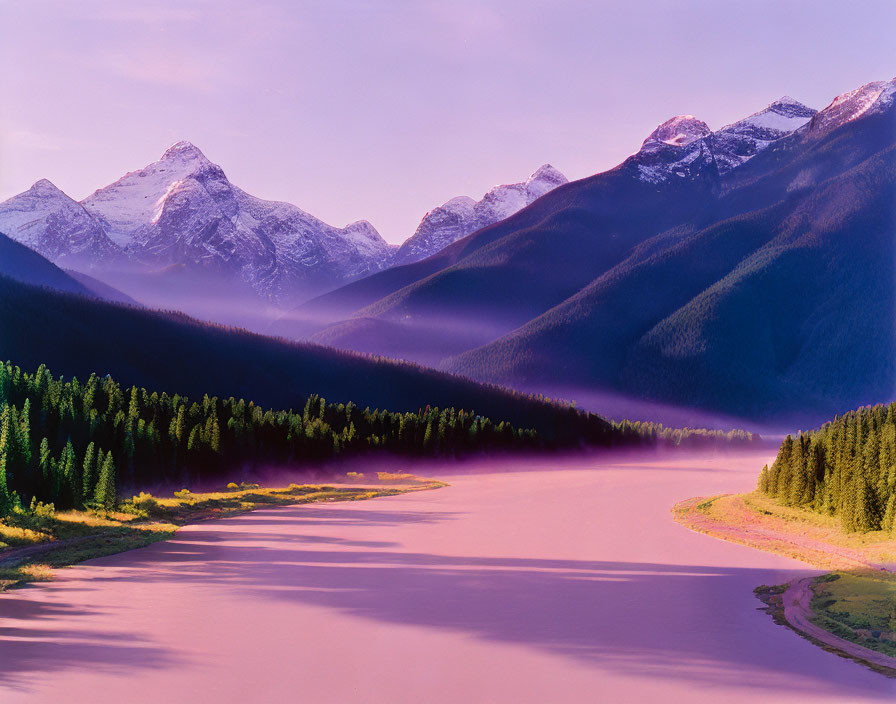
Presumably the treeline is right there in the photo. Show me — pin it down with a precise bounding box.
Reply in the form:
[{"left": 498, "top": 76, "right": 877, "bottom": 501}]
[
  {"left": 758, "top": 403, "right": 896, "bottom": 533},
  {"left": 0, "top": 361, "right": 540, "bottom": 516},
  {"left": 613, "top": 420, "right": 757, "bottom": 448}
]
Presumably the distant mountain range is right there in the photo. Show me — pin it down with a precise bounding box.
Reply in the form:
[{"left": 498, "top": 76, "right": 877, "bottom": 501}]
[
  {"left": 0, "top": 144, "right": 566, "bottom": 317},
  {"left": 296, "top": 77, "right": 896, "bottom": 422},
  {"left": 2, "top": 76, "right": 892, "bottom": 424}
]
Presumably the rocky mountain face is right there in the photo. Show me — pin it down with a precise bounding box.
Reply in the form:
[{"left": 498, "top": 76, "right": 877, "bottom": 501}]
[
  {"left": 0, "top": 142, "right": 395, "bottom": 305},
  {"left": 0, "top": 179, "right": 123, "bottom": 268},
  {"left": 628, "top": 97, "right": 818, "bottom": 185},
  {"left": 390, "top": 164, "right": 568, "bottom": 266}
]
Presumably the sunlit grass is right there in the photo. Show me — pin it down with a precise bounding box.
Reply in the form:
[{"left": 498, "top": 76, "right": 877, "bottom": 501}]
[
  {"left": 810, "top": 572, "right": 896, "bottom": 657},
  {"left": 0, "top": 474, "right": 446, "bottom": 591},
  {"left": 674, "top": 491, "right": 896, "bottom": 570}
]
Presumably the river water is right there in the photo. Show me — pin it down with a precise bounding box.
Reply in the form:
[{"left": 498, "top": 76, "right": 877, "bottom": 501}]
[{"left": 1, "top": 450, "right": 893, "bottom": 702}]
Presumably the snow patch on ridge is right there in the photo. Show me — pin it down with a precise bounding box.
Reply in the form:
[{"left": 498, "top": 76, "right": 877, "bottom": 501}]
[{"left": 391, "top": 164, "right": 569, "bottom": 266}]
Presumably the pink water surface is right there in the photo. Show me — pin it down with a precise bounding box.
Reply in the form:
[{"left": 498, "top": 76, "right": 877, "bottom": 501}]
[{"left": 1, "top": 450, "right": 894, "bottom": 703}]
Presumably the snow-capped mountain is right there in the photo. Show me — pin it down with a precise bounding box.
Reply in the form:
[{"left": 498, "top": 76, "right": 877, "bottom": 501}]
[
  {"left": 0, "top": 179, "right": 123, "bottom": 267},
  {"left": 0, "top": 142, "right": 395, "bottom": 304},
  {"left": 712, "top": 96, "right": 817, "bottom": 173},
  {"left": 628, "top": 79, "right": 896, "bottom": 187},
  {"left": 807, "top": 77, "right": 896, "bottom": 138},
  {"left": 630, "top": 97, "right": 819, "bottom": 184},
  {"left": 82, "top": 141, "right": 395, "bottom": 301},
  {"left": 631, "top": 116, "right": 717, "bottom": 184},
  {"left": 391, "top": 164, "right": 568, "bottom": 266}
]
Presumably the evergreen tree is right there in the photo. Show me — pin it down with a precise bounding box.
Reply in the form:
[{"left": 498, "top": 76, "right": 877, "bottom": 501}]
[{"left": 94, "top": 451, "right": 116, "bottom": 511}]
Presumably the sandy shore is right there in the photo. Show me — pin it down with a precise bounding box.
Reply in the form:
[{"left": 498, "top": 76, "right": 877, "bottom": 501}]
[{"left": 1, "top": 450, "right": 894, "bottom": 703}]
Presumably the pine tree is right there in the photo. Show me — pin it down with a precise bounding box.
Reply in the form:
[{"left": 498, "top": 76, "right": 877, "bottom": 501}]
[
  {"left": 94, "top": 451, "right": 116, "bottom": 511},
  {"left": 0, "top": 411, "right": 10, "bottom": 514},
  {"left": 82, "top": 442, "right": 98, "bottom": 501}
]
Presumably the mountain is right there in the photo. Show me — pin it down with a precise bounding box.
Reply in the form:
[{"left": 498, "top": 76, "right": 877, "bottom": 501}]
[
  {"left": 391, "top": 164, "right": 568, "bottom": 266},
  {"left": 445, "top": 79, "right": 896, "bottom": 421},
  {"left": 303, "top": 98, "right": 818, "bottom": 364},
  {"left": 0, "top": 179, "right": 122, "bottom": 268},
  {"left": 712, "top": 96, "right": 816, "bottom": 174},
  {"left": 302, "top": 79, "right": 896, "bottom": 422},
  {"left": 81, "top": 141, "right": 395, "bottom": 303},
  {"left": 0, "top": 142, "right": 395, "bottom": 309},
  {"left": 0, "top": 273, "right": 617, "bottom": 445}
]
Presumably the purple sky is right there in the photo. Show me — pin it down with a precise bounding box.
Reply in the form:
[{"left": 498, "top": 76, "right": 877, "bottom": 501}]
[{"left": 1, "top": 0, "right": 894, "bottom": 243}]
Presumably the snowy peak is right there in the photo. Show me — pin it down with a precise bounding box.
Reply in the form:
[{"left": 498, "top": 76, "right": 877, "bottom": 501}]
[
  {"left": 632, "top": 96, "right": 819, "bottom": 182},
  {"left": 809, "top": 77, "right": 896, "bottom": 137},
  {"left": 527, "top": 164, "right": 567, "bottom": 186},
  {"left": 642, "top": 116, "right": 711, "bottom": 149},
  {"left": 29, "top": 178, "right": 65, "bottom": 195},
  {"left": 1, "top": 141, "right": 398, "bottom": 303},
  {"left": 342, "top": 220, "right": 391, "bottom": 251},
  {"left": 721, "top": 97, "right": 816, "bottom": 137},
  {"left": 0, "top": 180, "right": 122, "bottom": 266},
  {"left": 769, "top": 95, "right": 814, "bottom": 112},
  {"left": 160, "top": 140, "right": 209, "bottom": 163},
  {"left": 526, "top": 164, "right": 568, "bottom": 199},
  {"left": 707, "top": 96, "right": 817, "bottom": 174},
  {"left": 82, "top": 141, "right": 231, "bottom": 247},
  {"left": 391, "top": 165, "right": 568, "bottom": 267}
]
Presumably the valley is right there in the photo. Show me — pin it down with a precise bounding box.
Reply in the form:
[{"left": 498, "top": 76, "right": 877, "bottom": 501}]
[{"left": 0, "top": 9, "right": 893, "bottom": 696}]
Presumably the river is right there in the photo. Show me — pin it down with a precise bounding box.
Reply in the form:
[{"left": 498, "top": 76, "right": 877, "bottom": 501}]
[{"left": 1, "top": 449, "right": 893, "bottom": 702}]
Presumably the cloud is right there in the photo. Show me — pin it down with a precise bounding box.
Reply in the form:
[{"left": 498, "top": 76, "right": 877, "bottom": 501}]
[
  {"left": 87, "top": 50, "right": 223, "bottom": 91},
  {"left": 3, "top": 129, "right": 65, "bottom": 151}
]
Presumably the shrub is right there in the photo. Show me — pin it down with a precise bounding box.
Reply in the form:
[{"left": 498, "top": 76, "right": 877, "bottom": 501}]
[
  {"left": 226, "top": 482, "right": 239, "bottom": 491},
  {"left": 129, "top": 492, "right": 162, "bottom": 516}
]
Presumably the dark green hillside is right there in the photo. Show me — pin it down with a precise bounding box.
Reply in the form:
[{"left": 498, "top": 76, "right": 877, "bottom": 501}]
[
  {"left": 0, "top": 362, "right": 539, "bottom": 516},
  {"left": 309, "top": 167, "right": 723, "bottom": 361},
  {"left": 0, "top": 274, "right": 615, "bottom": 446},
  {"left": 449, "top": 141, "right": 895, "bottom": 419},
  {"left": 0, "top": 232, "right": 91, "bottom": 297},
  {"left": 445, "top": 103, "right": 896, "bottom": 420},
  {"left": 623, "top": 146, "right": 896, "bottom": 417}
]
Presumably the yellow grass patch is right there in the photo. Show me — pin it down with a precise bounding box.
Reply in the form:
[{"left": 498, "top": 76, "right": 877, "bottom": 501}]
[
  {"left": 673, "top": 491, "right": 896, "bottom": 571},
  {"left": 1, "top": 477, "right": 446, "bottom": 591}
]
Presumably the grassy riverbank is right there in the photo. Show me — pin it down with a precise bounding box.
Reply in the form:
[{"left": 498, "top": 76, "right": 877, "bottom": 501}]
[
  {"left": 0, "top": 473, "right": 445, "bottom": 591},
  {"left": 674, "top": 491, "right": 896, "bottom": 672},
  {"left": 673, "top": 491, "right": 896, "bottom": 570}
]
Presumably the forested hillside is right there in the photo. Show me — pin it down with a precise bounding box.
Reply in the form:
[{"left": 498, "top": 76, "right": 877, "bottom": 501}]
[
  {"left": 0, "top": 362, "right": 756, "bottom": 517},
  {"left": 0, "top": 274, "right": 617, "bottom": 446},
  {"left": 0, "top": 362, "right": 544, "bottom": 516},
  {"left": 759, "top": 403, "right": 896, "bottom": 533}
]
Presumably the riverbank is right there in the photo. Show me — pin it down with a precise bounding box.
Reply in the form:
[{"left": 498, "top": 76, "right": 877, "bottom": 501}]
[
  {"left": 0, "top": 473, "right": 445, "bottom": 591},
  {"left": 674, "top": 491, "right": 896, "bottom": 675}
]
